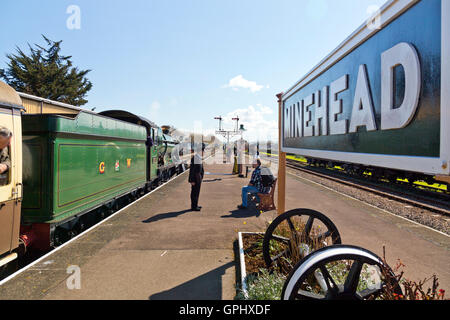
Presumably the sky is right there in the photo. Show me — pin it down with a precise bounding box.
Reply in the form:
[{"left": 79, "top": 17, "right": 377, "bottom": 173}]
[{"left": 1, "top": 0, "right": 386, "bottom": 142}]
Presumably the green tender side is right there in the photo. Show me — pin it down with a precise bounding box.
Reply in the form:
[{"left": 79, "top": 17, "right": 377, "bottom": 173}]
[{"left": 21, "top": 112, "right": 147, "bottom": 225}]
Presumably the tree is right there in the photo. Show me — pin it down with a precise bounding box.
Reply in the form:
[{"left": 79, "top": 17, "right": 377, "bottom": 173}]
[{"left": 0, "top": 35, "right": 92, "bottom": 106}]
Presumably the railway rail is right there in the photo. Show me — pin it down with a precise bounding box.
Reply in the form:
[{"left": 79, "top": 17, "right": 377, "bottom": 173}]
[{"left": 261, "top": 154, "right": 450, "bottom": 218}]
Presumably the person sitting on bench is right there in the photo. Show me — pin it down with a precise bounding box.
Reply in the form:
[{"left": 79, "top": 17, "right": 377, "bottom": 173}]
[{"left": 237, "top": 158, "right": 271, "bottom": 210}]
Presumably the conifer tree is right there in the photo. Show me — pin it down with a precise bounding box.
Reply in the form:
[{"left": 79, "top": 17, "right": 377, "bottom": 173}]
[{"left": 0, "top": 35, "right": 92, "bottom": 106}]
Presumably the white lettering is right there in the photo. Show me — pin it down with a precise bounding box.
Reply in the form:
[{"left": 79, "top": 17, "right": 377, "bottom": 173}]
[
  {"left": 66, "top": 265, "right": 81, "bottom": 290},
  {"left": 329, "top": 74, "right": 349, "bottom": 135},
  {"left": 349, "top": 64, "right": 377, "bottom": 133},
  {"left": 66, "top": 5, "right": 81, "bottom": 30},
  {"left": 284, "top": 106, "right": 290, "bottom": 138},
  {"left": 223, "top": 305, "right": 271, "bottom": 315},
  {"left": 294, "top": 101, "right": 303, "bottom": 137},
  {"left": 179, "top": 305, "right": 214, "bottom": 318},
  {"left": 291, "top": 103, "right": 296, "bottom": 137},
  {"left": 314, "top": 86, "right": 329, "bottom": 136},
  {"left": 283, "top": 42, "right": 421, "bottom": 140},
  {"left": 303, "top": 93, "right": 315, "bottom": 137},
  {"left": 366, "top": 5, "right": 381, "bottom": 31},
  {"left": 381, "top": 42, "right": 421, "bottom": 130}
]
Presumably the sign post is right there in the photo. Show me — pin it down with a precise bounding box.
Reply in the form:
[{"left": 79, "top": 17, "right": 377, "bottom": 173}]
[{"left": 277, "top": 92, "right": 286, "bottom": 215}]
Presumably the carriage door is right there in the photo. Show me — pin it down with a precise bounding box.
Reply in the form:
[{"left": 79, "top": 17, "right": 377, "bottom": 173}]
[
  {"left": 0, "top": 107, "right": 18, "bottom": 256},
  {"left": 10, "top": 108, "right": 22, "bottom": 252}
]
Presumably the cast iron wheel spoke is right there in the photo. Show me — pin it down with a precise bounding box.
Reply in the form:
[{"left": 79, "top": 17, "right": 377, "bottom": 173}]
[
  {"left": 263, "top": 209, "right": 342, "bottom": 271},
  {"left": 319, "top": 265, "right": 339, "bottom": 294},
  {"left": 286, "top": 217, "right": 302, "bottom": 247},
  {"left": 314, "top": 230, "right": 332, "bottom": 243},
  {"left": 358, "top": 287, "right": 383, "bottom": 300},
  {"left": 294, "top": 290, "right": 325, "bottom": 300},
  {"left": 270, "top": 234, "right": 290, "bottom": 245},
  {"left": 286, "top": 218, "right": 300, "bottom": 238},
  {"left": 301, "top": 216, "right": 314, "bottom": 240},
  {"left": 271, "top": 248, "right": 290, "bottom": 263},
  {"left": 344, "top": 260, "right": 363, "bottom": 295}
]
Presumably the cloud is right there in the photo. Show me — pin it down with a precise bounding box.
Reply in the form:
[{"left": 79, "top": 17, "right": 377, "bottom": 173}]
[
  {"left": 224, "top": 104, "right": 277, "bottom": 142},
  {"left": 151, "top": 101, "right": 161, "bottom": 110},
  {"left": 172, "top": 104, "right": 277, "bottom": 144},
  {"left": 223, "top": 75, "right": 266, "bottom": 93}
]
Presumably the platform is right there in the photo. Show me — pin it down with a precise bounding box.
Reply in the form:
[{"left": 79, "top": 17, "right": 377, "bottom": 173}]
[{"left": 0, "top": 151, "right": 449, "bottom": 299}]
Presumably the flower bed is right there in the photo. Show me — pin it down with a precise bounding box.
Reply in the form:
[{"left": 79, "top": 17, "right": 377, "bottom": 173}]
[
  {"left": 237, "top": 231, "right": 447, "bottom": 301},
  {"left": 237, "top": 232, "right": 285, "bottom": 300}
]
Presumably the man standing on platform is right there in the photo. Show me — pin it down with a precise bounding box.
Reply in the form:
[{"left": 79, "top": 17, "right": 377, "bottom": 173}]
[{"left": 189, "top": 143, "right": 204, "bottom": 211}]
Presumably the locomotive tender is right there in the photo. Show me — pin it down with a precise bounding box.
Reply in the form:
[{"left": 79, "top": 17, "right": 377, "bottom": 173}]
[
  {"left": 0, "top": 81, "right": 183, "bottom": 270},
  {"left": 281, "top": 0, "right": 450, "bottom": 185}
]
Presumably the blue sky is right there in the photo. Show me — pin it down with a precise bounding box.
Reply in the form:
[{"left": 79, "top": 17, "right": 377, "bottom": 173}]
[{"left": 1, "top": 0, "right": 386, "bottom": 142}]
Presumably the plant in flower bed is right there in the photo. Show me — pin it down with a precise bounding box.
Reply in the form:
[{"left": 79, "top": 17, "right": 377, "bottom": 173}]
[
  {"left": 265, "top": 216, "right": 337, "bottom": 274},
  {"left": 238, "top": 217, "right": 343, "bottom": 300},
  {"left": 236, "top": 269, "right": 286, "bottom": 300},
  {"left": 377, "top": 249, "right": 446, "bottom": 301},
  {"left": 239, "top": 222, "right": 447, "bottom": 300}
]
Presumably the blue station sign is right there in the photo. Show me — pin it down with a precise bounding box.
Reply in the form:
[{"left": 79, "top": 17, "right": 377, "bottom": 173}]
[{"left": 281, "top": 0, "right": 449, "bottom": 176}]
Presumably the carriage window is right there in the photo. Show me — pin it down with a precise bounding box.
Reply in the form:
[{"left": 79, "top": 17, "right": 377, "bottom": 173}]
[{"left": 0, "top": 127, "right": 12, "bottom": 186}]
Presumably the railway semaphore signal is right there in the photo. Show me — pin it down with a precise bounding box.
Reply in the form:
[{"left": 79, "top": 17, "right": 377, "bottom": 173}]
[{"left": 214, "top": 115, "right": 244, "bottom": 144}]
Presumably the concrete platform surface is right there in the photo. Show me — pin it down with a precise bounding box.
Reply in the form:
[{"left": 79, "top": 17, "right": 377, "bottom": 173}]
[{"left": 0, "top": 151, "right": 448, "bottom": 299}]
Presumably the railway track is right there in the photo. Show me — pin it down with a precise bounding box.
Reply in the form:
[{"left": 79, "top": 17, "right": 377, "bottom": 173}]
[{"left": 261, "top": 154, "right": 450, "bottom": 217}]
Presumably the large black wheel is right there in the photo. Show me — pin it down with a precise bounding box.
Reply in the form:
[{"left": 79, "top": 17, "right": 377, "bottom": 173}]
[
  {"left": 263, "top": 209, "right": 341, "bottom": 274},
  {"left": 282, "top": 245, "right": 403, "bottom": 300}
]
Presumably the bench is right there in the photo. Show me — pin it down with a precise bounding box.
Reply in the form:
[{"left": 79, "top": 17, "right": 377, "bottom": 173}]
[{"left": 250, "top": 179, "right": 277, "bottom": 212}]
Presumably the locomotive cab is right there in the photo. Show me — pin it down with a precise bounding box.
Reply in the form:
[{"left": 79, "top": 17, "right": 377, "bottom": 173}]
[{"left": 0, "top": 81, "right": 23, "bottom": 269}]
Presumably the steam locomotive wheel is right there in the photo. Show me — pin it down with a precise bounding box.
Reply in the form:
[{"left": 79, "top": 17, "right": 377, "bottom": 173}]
[
  {"left": 263, "top": 209, "right": 341, "bottom": 273},
  {"left": 282, "top": 245, "right": 402, "bottom": 300}
]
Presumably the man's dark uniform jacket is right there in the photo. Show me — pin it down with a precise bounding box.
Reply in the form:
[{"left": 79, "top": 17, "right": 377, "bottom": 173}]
[
  {"left": 189, "top": 153, "right": 204, "bottom": 209},
  {"left": 189, "top": 153, "right": 204, "bottom": 184}
]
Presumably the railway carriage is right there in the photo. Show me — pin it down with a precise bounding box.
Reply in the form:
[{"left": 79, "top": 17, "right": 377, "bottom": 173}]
[
  {"left": 0, "top": 82, "right": 23, "bottom": 270},
  {"left": 20, "top": 111, "right": 148, "bottom": 250},
  {"left": 0, "top": 81, "right": 184, "bottom": 270}
]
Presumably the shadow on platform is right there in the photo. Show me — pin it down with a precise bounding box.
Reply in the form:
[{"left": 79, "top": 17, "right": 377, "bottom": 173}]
[
  {"left": 142, "top": 209, "right": 192, "bottom": 224},
  {"left": 221, "top": 208, "right": 261, "bottom": 219},
  {"left": 149, "top": 261, "right": 235, "bottom": 300},
  {"left": 203, "top": 179, "right": 222, "bottom": 183}
]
